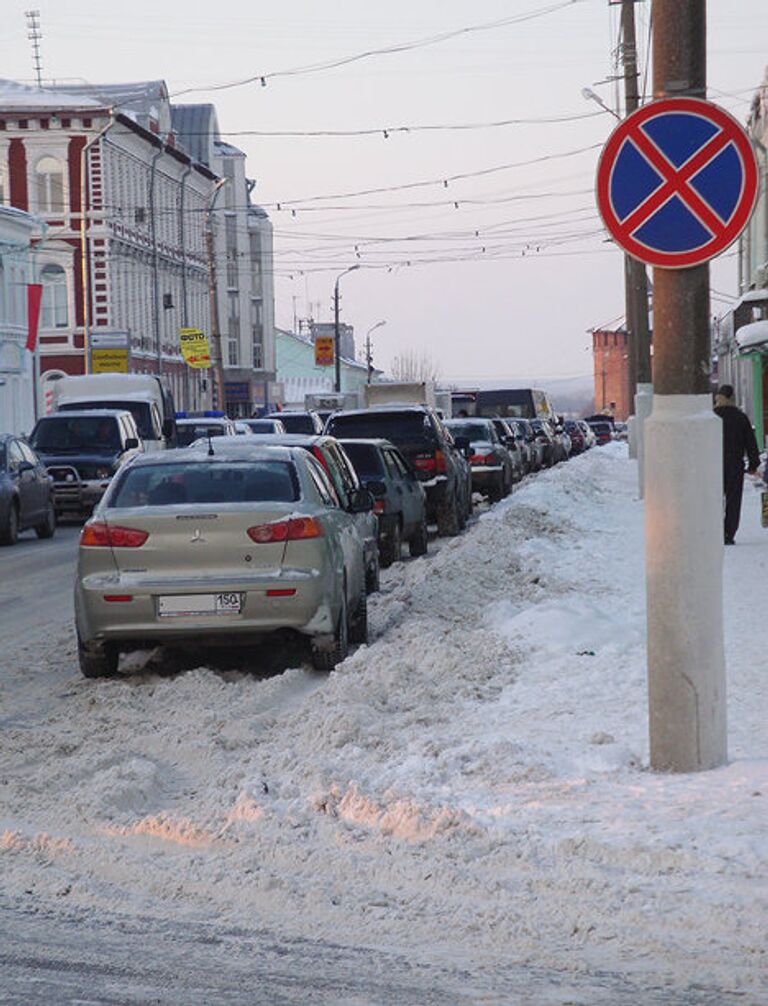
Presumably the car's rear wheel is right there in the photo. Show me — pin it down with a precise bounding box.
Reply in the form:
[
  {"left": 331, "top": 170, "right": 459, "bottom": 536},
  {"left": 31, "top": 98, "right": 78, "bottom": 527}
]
[
  {"left": 379, "top": 518, "right": 401, "bottom": 567},
  {"left": 310, "top": 593, "right": 349, "bottom": 671},
  {"left": 0, "top": 503, "right": 19, "bottom": 546},
  {"left": 409, "top": 518, "right": 428, "bottom": 557},
  {"left": 436, "top": 495, "right": 460, "bottom": 536},
  {"left": 77, "top": 634, "right": 119, "bottom": 678},
  {"left": 35, "top": 501, "right": 56, "bottom": 539},
  {"left": 348, "top": 589, "right": 368, "bottom": 645}
]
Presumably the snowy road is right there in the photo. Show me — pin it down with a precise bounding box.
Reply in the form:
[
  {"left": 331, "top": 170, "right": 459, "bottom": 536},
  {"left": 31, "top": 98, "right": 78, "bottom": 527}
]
[{"left": 1, "top": 448, "right": 766, "bottom": 1004}]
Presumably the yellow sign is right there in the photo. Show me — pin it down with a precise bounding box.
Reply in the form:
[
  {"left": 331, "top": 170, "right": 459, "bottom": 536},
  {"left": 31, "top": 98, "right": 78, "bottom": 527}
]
[
  {"left": 179, "top": 328, "right": 212, "bottom": 369},
  {"left": 92, "top": 348, "right": 129, "bottom": 373},
  {"left": 761, "top": 491, "right": 768, "bottom": 528},
  {"left": 315, "top": 336, "right": 335, "bottom": 367}
]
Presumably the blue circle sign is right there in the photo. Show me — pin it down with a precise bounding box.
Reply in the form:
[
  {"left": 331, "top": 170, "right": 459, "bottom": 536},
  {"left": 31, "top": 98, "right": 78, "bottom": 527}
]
[{"left": 596, "top": 97, "right": 758, "bottom": 269}]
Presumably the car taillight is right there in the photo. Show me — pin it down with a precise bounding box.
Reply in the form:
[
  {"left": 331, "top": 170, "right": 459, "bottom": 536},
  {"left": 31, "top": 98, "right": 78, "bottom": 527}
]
[
  {"left": 469, "top": 453, "right": 495, "bottom": 466},
  {"left": 373, "top": 499, "right": 386, "bottom": 515},
  {"left": 247, "top": 517, "right": 323, "bottom": 543},
  {"left": 412, "top": 453, "right": 436, "bottom": 474},
  {"left": 103, "top": 595, "right": 134, "bottom": 603},
  {"left": 81, "top": 522, "right": 148, "bottom": 548},
  {"left": 266, "top": 589, "right": 297, "bottom": 598},
  {"left": 435, "top": 449, "right": 447, "bottom": 474}
]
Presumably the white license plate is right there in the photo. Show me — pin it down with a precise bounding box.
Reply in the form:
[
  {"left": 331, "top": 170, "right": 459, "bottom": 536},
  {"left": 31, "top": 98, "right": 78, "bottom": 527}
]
[{"left": 158, "top": 593, "right": 243, "bottom": 617}]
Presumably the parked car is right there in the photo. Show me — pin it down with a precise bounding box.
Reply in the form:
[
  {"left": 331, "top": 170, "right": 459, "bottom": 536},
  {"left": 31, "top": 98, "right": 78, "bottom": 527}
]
[
  {"left": 529, "top": 419, "right": 558, "bottom": 467},
  {"left": 552, "top": 418, "right": 572, "bottom": 463},
  {"left": 339, "top": 438, "right": 428, "bottom": 566},
  {"left": 175, "top": 413, "right": 238, "bottom": 447},
  {"left": 264, "top": 411, "right": 324, "bottom": 435},
  {"left": 613, "top": 421, "right": 629, "bottom": 441},
  {"left": 514, "top": 418, "right": 544, "bottom": 472},
  {"left": 563, "top": 419, "right": 587, "bottom": 454},
  {"left": 29, "top": 409, "right": 143, "bottom": 519},
  {"left": 445, "top": 418, "right": 515, "bottom": 502},
  {"left": 579, "top": 420, "right": 597, "bottom": 449},
  {"left": 239, "top": 418, "right": 287, "bottom": 435},
  {"left": 506, "top": 419, "right": 534, "bottom": 475},
  {"left": 0, "top": 434, "right": 56, "bottom": 545},
  {"left": 326, "top": 406, "right": 470, "bottom": 537},
  {"left": 586, "top": 420, "right": 614, "bottom": 446},
  {"left": 489, "top": 418, "right": 526, "bottom": 481},
  {"left": 74, "top": 444, "right": 373, "bottom": 677},
  {"left": 209, "top": 433, "right": 380, "bottom": 593}
]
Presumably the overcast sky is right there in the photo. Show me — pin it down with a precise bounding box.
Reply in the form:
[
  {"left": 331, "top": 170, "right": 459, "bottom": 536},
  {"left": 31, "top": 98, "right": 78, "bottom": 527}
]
[{"left": 2, "top": 1, "right": 766, "bottom": 381}]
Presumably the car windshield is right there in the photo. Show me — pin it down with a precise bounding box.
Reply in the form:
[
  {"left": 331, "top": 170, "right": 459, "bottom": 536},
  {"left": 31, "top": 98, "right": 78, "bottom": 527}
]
[
  {"left": 244, "top": 420, "right": 279, "bottom": 433},
  {"left": 328, "top": 412, "right": 430, "bottom": 441},
  {"left": 273, "top": 414, "right": 315, "bottom": 434},
  {"left": 446, "top": 421, "right": 493, "bottom": 441},
  {"left": 590, "top": 422, "right": 612, "bottom": 433},
  {"left": 176, "top": 424, "right": 228, "bottom": 447},
  {"left": 340, "top": 442, "right": 385, "bottom": 479},
  {"left": 59, "top": 400, "right": 152, "bottom": 440},
  {"left": 30, "top": 416, "right": 121, "bottom": 452},
  {"left": 110, "top": 460, "right": 299, "bottom": 507}
]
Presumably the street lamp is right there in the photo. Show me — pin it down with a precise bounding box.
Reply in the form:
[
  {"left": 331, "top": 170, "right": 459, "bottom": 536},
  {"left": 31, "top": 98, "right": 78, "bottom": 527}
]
[
  {"left": 334, "top": 265, "right": 360, "bottom": 393},
  {"left": 364, "top": 320, "right": 386, "bottom": 384}
]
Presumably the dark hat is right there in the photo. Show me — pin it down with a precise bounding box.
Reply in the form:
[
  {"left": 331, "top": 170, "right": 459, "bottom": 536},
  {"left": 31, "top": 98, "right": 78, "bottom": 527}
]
[{"left": 716, "top": 384, "right": 734, "bottom": 399}]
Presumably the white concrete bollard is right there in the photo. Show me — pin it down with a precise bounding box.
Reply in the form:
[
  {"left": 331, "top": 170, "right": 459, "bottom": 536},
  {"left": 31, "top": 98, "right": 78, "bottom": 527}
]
[
  {"left": 644, "top": 394, "right": 727, "bottom": 772},
  {"left": 635, "top": 382, "right": 653, "bottom": 499},
  {"left": 627, "top": 415, "right": 638, "bottom": 459}
]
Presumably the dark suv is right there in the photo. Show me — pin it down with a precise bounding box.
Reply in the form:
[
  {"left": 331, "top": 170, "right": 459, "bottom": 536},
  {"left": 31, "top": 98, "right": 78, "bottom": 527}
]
[
  {"left": 326, "top": 406, "right": 470, "bottom": 536},
  {"left": 29, "top": 409, "right": 143, "bottom": 518}
]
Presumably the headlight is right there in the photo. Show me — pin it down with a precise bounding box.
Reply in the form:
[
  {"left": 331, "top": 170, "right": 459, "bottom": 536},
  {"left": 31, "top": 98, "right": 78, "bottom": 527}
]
[{"left": 95, "top": 467, "right": 113, "bottom": 479}]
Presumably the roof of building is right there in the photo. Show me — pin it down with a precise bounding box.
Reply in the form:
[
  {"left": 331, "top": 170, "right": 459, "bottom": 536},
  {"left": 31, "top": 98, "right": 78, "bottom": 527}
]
[
  {"left": 171, "top": 103, "right": 219, "bottom": 167},
  {"left": 0, "top": 78, "right": 103, "bottom": 111},
  {"left": 735, "top": 319, "right": 768, "bottom": 351}
]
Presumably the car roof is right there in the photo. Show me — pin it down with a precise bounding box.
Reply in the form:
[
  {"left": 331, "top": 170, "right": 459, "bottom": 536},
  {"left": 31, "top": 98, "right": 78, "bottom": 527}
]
[
  {"left": 37, "top": 409, "right": 133, "bottom": 420},
  {"left": 219, "top": 433, "right": 337, "bottom": 447},
  {"left": 176, "top": 415, "right": 232, "bottom": 424},
  {"left": 265, "top": 411, "right": 317, "bottom": 418},
  {"left": 123, "top": 443, "right": 299, "bottom": 468},
  {"left": 328, "top": 405, "right": 432, "bottom": 418},
  {"left": 336, "top": 437, "right": 394, "bottom": 448}
]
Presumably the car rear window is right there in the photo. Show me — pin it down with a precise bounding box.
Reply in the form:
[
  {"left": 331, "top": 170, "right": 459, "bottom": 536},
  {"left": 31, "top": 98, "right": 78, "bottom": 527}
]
[
  {"left": 590, "top": 422, "right": 612, "bottom": 434},
  {"left": 176, "top": 424, "right": 229, "bottom": 447},
  {"left": 244, "top": 420, "right": 279, "bottom": 433},
  {"left": 446, "top": 421, "right": 493, "bottom": 441},
  {"left": 110, "top": 461, "right": 299, "bottom": 507},
  {"left": 340, "top": 442, "right": 385, "bottom": 479},
  {"left": 327, "top": 412, "right": 432, "bottom": 442},
  {"left": 272, "top": 414, "right": 315, "bottom": 434}
]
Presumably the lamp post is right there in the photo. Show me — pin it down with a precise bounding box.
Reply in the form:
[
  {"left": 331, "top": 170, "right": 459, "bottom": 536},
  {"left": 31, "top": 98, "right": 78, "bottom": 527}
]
[
  {"left": 365, "top": 320, "right": 386, "bottom": 383},
  {"left": 333, "top": 265, "right": 360, "bottom": 393}
]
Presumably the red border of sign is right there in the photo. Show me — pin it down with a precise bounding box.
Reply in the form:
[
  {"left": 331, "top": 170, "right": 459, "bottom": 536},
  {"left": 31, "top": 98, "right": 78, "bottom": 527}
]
[{"left": 596, "top": 97, "right": 758, "bottom": 269}]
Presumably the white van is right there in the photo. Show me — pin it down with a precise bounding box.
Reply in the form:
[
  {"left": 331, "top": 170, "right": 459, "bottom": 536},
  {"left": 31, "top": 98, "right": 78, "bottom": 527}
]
[{"left": 53, "top": 374, "right": 176, "bottom": 452}]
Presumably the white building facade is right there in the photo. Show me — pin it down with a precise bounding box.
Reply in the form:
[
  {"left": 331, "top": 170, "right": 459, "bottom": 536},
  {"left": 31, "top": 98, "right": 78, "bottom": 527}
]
[{"left": 0, "top": 205, "right": 38, "bottom": 433}]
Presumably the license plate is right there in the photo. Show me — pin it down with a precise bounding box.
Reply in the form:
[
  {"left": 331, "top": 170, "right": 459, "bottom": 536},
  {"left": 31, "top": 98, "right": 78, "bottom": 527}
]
[{"left": 158, "top": 593, "right": 243, "bottom": 617}]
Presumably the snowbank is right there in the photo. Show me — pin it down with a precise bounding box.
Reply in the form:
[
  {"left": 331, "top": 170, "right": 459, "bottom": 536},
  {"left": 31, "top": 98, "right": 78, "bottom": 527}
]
[{"left": 1, "top": 444, "right": 766, "bottom": 998}]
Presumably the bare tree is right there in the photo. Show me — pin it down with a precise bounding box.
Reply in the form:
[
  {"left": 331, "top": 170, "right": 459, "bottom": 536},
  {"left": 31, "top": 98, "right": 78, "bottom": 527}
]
[{"left": 390, "top": 349, "right": 441, "bottom": 384}]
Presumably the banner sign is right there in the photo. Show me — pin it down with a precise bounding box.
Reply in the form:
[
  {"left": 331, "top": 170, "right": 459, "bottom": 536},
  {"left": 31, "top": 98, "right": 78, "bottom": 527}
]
[
  {"left": 180, "top": 328, "right": 212, "bottom": 369},
  {"left": 315, "top": 335, "right": 335, "bottom": 367},
  {"left": 92, "top": 348, "right": 129, "bottom": 373},
  {"left": 26, "top": 284, "right": 43, "bottom": 352}
]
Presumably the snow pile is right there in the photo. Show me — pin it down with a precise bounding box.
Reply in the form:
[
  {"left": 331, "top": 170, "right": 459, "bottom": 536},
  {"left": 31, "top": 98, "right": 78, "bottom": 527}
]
[{"left": 1, "top": 443, "right": 766, "bottom": 997}]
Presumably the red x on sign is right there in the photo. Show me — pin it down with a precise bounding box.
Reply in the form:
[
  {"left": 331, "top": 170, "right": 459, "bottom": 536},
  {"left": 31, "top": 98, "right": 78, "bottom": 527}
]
[{"left": 596, "top": 98, "right": 758, "bottom": 269}]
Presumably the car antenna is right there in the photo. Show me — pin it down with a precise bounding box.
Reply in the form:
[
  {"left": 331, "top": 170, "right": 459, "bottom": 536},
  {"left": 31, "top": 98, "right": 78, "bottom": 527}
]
[{"left": 207, "top": 433, "right": 215, "bottom": 457}]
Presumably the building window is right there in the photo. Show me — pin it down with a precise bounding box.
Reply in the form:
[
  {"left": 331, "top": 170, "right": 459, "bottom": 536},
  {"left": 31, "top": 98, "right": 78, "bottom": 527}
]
[
  {"left": 35, "top": 156, "right": 65, "bottom": 214},
  {"left": 249, "top": 231, "right": 262, "bottom": 294},
  {"left": 225, "top": 215, "right": 238, "bottom": 288},
  {"left": 40, "top": 263, "right": 69, "bottom": 328},
  {"left": 227, "top": 290, "right": 240, "bottom": 365},
  {"left": 223, "top": 160, "right": 236, "bottom": 210},
  {"left": 251, "top": 298, "right": 263, "bottom": 368}
]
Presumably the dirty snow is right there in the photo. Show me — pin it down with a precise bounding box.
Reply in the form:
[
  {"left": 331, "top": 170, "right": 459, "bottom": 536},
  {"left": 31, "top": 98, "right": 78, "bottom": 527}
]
[{"left": 1, "top": 443, "right": 766, "bottom": 999}]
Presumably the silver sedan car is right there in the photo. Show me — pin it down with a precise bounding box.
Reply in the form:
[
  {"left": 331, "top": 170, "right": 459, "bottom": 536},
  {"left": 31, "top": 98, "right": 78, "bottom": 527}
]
[{"left": 74, "top": 445, "right": 373, "bottom": 677}]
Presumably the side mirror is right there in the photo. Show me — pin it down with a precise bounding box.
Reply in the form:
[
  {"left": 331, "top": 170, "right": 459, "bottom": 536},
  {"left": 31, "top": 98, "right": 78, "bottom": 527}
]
[
  {"left": 347, "top": 488, "right": 374, "bottom": 513},
  {"left": 124, "top": 437, "right": 140, "bottom": 451},
  {"left": 18, "top": 460, "right": 35, "bottom": 473},
  {"left": 365, "top": 479, "right": 387, "bottom": 497}
]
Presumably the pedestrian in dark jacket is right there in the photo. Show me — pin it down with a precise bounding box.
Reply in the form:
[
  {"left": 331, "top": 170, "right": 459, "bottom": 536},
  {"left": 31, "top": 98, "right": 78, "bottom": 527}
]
[{"left": 714, "top": 384, "right": 760, "bottom": 544}]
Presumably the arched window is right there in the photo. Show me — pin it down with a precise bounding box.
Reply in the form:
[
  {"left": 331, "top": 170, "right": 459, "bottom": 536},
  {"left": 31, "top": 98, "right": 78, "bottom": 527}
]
[
  {"left": 40, "top": 263, "right": 68, "bottom": 329},
  {"left": 35, "top": 156, "right": 65, "bottom": 214}
]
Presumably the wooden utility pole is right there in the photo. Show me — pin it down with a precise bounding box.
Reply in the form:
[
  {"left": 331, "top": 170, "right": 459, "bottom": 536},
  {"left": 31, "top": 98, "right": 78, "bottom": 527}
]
[
  {"left": 644, "top": 0, "right": 727, "bottom": 772},
  {"left": 205, "top": 180, "right": 227, "bottom": 411}
]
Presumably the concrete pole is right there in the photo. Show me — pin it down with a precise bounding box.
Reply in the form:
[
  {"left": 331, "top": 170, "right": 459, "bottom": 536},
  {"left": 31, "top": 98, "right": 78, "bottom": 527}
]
[{"left": 645, "top": 0, "right": 727, "bottom": 772}]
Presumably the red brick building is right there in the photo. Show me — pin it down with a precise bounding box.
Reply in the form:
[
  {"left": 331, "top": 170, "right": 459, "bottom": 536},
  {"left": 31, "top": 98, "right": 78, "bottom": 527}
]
[
  {"left": 591, "top": 322, "right": 630, "bottom": 420},
  {"left": 0, "top": 79, "right": 216, "bottom": 411}
]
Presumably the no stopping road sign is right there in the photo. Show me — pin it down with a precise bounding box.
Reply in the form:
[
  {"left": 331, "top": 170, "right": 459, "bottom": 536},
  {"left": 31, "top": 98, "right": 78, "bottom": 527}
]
[{"left": 596, "top": 97, "right": 758, "bottom": 269}]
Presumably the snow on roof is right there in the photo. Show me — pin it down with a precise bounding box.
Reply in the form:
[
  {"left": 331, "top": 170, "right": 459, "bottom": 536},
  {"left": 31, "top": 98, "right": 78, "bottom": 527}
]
[
  {"left": 735, "top": 319, "right": 768, "bottom": 351},
  {"left": 0, "top": 78, "right": 103, "bottom": 111},
  {"left": 734, "top": 288, "right": 768, "bottom": 308}
]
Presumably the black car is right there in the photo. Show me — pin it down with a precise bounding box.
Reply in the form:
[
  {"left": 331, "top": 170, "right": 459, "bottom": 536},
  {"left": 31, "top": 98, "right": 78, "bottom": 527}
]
[
  {"left": 529, "top": 419, "right": 558, "bottom": 467},
  {"left": 326, "top": 406, "right": 470, "bottom": 537},
  {"left": 264, "top": 411, "right": 324, "bottom": 435},
  {"left": 339, "top": 438, "right": 428, "bottom": 566},
  {"left": 0, "top": 434, "right": 56, "bottom": 545},
  {"left": 445, "top": 418, "right": 516, "bottom": 501},
  {"left": 29, "top": 409, "right": 143, "bottom": 518}
]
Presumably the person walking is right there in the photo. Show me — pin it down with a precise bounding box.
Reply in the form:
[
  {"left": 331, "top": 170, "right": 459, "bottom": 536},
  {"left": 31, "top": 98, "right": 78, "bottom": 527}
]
[{"left": 714, "top": 384, "right": 760, "bottom": 544}]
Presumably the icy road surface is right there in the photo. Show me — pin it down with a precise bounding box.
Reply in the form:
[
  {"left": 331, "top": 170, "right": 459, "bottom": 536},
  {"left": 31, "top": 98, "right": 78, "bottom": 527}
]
[{"left": 1, "top": 445, "right": 766, "bottom": 1004}]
